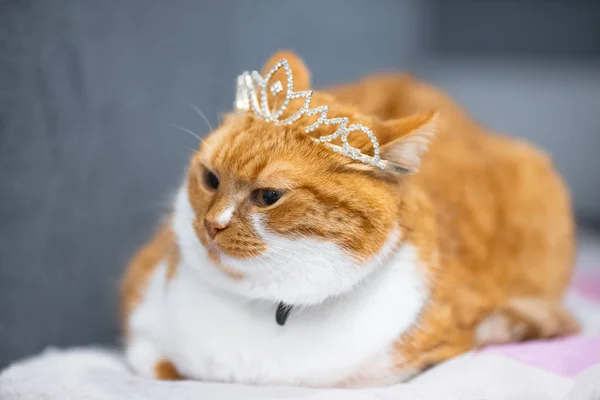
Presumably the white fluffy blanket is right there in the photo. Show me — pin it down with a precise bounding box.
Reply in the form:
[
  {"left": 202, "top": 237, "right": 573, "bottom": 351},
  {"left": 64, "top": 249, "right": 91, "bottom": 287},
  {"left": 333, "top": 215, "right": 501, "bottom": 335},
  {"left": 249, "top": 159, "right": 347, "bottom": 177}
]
[{"left": 0, "top": 345, "right": 599, "bottom": 400}]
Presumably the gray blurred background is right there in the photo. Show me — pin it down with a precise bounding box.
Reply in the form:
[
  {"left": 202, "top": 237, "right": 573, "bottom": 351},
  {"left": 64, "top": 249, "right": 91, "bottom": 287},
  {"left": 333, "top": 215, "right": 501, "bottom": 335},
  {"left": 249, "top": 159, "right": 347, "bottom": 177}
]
[{"left": 1, "top": 0, "right": 599, "bottom": 368}]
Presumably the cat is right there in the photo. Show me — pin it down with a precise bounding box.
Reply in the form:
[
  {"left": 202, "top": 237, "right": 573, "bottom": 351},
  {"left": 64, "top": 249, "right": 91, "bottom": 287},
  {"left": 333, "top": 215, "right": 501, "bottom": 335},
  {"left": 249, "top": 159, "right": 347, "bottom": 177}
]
[{"left": 121, "top": 50, "right": 578, "bottom": 387}]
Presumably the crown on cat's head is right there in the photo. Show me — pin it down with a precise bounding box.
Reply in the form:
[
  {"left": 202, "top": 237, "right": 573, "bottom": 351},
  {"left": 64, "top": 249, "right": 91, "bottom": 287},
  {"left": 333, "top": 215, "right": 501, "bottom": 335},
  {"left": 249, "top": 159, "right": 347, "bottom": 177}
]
[{"left": 234, "top": 56, "right": 411, "bottom": 173}]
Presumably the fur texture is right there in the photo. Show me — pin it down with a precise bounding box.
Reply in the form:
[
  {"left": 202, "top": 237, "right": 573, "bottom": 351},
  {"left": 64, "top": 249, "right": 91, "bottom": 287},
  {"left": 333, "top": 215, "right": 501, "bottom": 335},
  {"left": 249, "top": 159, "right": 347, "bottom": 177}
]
[{"left": 121, "top": 51, "right": 576, "bottom": 387}]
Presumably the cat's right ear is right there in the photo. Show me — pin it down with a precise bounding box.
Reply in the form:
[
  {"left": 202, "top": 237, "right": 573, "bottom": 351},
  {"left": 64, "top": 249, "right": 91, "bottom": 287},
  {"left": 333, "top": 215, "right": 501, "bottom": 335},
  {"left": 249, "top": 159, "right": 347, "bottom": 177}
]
[{"left": 379, "top": 112, "right": 439, "bottom": 174}]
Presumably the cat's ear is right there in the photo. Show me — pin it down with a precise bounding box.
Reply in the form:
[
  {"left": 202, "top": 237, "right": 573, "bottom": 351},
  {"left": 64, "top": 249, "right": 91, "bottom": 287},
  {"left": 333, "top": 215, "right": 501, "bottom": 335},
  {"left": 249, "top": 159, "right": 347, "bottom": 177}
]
[
  {"left": 262, "top": 50, "right": 311, "bottom": 91},
  {"left": 379, "top": 111, "right": 438, "bottom": 174}
]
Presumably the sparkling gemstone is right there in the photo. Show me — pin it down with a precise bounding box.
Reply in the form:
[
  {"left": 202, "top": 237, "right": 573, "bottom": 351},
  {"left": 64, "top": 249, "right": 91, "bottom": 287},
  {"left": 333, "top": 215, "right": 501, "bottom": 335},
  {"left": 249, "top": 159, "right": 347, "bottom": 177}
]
[{"left": 270, "top": 81, "right": 283, "bottom": 95}]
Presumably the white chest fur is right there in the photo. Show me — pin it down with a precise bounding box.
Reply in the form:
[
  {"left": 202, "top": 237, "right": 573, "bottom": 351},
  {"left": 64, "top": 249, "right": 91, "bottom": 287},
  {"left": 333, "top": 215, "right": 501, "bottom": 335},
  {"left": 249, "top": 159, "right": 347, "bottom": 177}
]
[
  {"left": 126, "top": 188, "right": 428, "bottom": 387},
  {"left": 128, "top": 248, "right": 427, "bottom": 387}
]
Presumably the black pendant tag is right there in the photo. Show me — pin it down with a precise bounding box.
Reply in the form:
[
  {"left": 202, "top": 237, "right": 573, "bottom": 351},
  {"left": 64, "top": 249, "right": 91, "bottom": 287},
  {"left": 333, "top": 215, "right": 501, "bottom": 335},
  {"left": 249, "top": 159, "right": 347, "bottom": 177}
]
[{"left": 275, "top": 302, "right": 293, "bottom": 326}]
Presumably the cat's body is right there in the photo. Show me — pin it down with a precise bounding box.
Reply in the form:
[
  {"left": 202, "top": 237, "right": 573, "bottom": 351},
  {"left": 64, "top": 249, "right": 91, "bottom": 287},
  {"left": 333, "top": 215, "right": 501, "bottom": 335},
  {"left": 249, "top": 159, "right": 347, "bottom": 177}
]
[{"left": 121, "top": 52, "right": 577, "bottom": 387}]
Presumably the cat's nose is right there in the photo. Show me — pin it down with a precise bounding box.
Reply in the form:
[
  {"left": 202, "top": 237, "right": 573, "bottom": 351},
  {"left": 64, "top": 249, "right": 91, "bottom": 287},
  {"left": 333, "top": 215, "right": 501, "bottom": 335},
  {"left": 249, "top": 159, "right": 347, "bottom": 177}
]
[{"left": 204, "top": 218, "right": 226, "bottom": 240}]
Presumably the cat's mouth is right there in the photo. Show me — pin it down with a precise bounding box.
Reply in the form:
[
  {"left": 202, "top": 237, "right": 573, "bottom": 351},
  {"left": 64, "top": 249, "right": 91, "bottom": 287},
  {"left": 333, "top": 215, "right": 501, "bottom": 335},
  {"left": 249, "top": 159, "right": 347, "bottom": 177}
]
[
  {"left": 198, "top": 228, "right": 234, "bottom": 259},
  {"left": 206, "top": 233, "right": 266, "bottom": 260},
  {"left": 205, "top": 237, "right": 264, "bottom": 265}
]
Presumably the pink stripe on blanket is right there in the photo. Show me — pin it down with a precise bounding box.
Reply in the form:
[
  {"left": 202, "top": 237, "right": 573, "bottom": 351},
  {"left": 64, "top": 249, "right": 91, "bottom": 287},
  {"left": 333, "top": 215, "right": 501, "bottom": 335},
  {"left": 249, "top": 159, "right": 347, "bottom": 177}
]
[
  {"left": 572, "top": 273, "right": 600, "bottom": 302},
  {"left": 484, "top": 336, "right": 600, "bottom": 377}
]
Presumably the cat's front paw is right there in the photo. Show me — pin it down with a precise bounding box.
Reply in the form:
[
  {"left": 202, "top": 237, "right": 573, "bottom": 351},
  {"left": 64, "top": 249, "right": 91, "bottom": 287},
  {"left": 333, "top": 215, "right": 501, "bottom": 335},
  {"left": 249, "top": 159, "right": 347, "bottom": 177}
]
[{"left": 125, "top": 336, "right": 180, "bottom": 380}]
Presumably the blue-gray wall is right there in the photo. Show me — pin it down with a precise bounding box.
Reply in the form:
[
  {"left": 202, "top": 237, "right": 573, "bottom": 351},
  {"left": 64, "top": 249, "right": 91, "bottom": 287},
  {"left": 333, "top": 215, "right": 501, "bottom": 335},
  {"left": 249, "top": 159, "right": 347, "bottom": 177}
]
[{"left": 1, "top": 0, "right": 598, "bottom": 367}]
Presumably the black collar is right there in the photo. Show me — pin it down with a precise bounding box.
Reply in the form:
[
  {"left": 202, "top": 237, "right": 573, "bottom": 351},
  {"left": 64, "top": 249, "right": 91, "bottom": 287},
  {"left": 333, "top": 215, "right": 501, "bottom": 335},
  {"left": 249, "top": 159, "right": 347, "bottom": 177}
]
[{"left": 275, "top": 302, "right": 293, "bottom": 326}]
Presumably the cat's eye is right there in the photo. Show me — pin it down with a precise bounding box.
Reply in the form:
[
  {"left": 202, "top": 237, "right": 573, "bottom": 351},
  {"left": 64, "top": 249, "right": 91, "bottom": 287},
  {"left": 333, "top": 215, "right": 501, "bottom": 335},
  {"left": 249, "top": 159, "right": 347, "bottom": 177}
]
[
  {"left": 203, "top": 169, "right": 219, "bottom": 190},
  {"left": 253, "top": 189, "right": 284, "bottom": 207}
]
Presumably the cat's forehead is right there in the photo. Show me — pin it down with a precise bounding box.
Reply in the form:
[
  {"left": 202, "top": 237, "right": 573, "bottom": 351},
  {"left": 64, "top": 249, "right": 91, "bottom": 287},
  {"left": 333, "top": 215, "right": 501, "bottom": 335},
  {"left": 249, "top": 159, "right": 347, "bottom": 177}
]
[{"left": 197, "top": 115, "right": 321, "bottom": 185}]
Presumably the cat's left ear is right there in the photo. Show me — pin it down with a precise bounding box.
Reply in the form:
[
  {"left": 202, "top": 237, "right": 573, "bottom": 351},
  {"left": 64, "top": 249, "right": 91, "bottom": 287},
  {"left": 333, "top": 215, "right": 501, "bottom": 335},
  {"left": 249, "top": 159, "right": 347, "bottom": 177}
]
[
  {"left": 379, "top": 111, "right": 439, "bottom": 174},
  {"left": 262, "top": 50, "right": 311, "bottom": 91}
]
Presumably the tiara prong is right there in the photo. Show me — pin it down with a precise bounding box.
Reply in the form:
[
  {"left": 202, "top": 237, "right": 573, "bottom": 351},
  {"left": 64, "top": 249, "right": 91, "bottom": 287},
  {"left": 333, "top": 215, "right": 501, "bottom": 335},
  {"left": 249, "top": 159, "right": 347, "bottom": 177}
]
[{"left": 234, "top": 58, "right": 406, "bottom": 172}]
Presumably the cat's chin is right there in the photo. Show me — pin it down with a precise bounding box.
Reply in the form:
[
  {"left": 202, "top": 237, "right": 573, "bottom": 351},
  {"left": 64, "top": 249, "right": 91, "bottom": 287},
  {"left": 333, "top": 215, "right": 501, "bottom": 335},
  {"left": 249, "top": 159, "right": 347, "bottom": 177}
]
[{"left": 214, "top": 250, "right": 378, "bottom": 306}]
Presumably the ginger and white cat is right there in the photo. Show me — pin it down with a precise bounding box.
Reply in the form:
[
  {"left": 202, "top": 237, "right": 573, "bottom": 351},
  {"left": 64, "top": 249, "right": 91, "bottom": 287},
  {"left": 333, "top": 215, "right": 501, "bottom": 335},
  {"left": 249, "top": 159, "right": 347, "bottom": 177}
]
[{"left": 121, "top": 51, "right": 577, "bottom": 387}]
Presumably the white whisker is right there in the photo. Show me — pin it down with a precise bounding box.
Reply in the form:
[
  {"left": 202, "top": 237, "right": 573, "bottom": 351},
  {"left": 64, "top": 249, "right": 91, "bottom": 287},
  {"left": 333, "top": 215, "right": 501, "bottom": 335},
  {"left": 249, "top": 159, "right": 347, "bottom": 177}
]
[
  {"left": 188, "top": 102, "right": 214, "bottom": 133},
  {"left": 257, "top": 251, "right": 294, "bottom": 275},
  {"left": 171, "top": 123, "right": 203, "bottom": 141},
  {"left": 263, "top": 247, "right": 347, "bottom": 280}
]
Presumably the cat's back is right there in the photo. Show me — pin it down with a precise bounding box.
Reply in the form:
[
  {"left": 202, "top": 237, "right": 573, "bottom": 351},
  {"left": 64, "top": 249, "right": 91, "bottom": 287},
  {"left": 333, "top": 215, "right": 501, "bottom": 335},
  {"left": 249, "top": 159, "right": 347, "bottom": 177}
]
[{"left": 420, "top": 122, "right": 573, "bottom": 295}]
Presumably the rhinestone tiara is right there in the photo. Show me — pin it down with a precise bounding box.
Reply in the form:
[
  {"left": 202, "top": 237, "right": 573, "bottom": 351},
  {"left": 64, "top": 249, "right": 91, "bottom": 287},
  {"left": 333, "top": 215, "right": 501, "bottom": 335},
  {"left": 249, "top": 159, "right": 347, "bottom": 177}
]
[{"left": 234, "top": 59, "right": 409, "bottom": 172}]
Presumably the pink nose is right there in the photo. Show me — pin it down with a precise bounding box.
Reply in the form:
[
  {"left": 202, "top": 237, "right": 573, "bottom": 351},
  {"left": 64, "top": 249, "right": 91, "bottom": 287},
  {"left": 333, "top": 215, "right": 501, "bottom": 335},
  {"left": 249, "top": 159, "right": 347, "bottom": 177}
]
[{"left": 204, "top": 219, "right": 225, "bottom": 240}]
